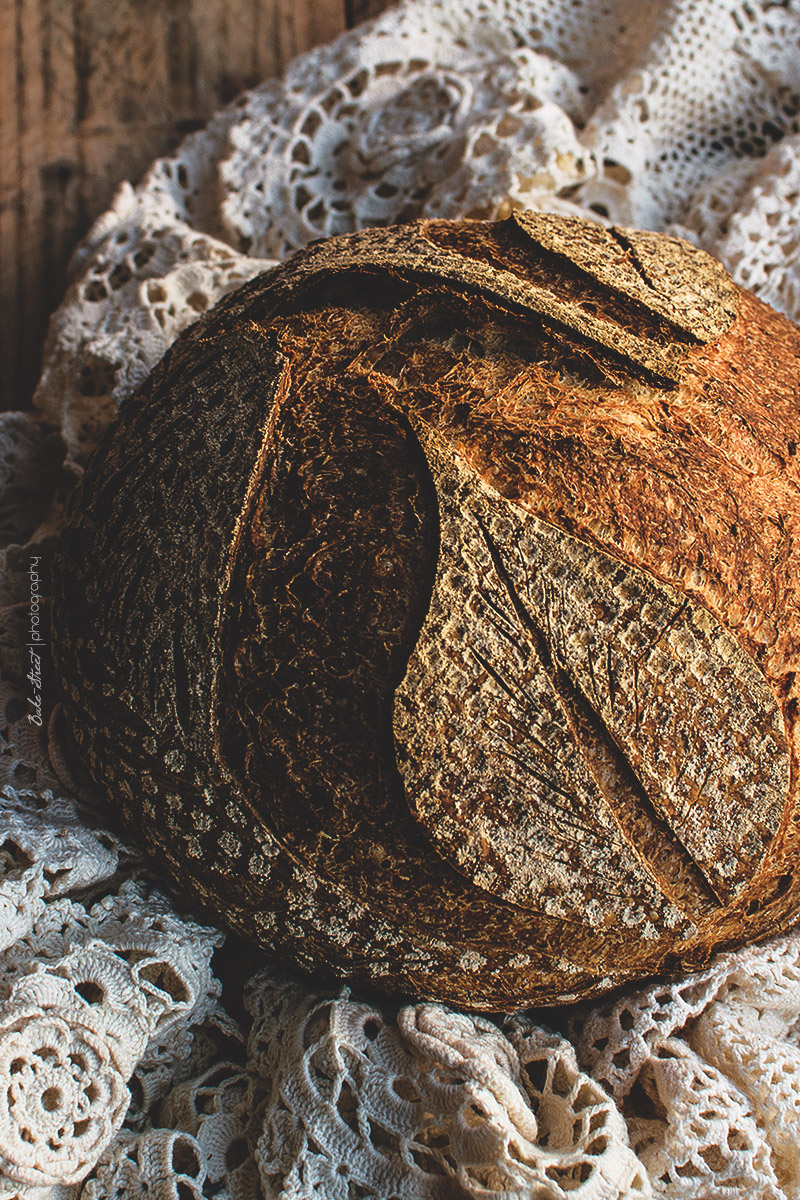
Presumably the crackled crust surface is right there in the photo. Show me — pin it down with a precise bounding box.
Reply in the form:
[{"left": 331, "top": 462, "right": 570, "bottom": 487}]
[{"left": 52, "top": 213, "right": 800, "bottom": 1008}]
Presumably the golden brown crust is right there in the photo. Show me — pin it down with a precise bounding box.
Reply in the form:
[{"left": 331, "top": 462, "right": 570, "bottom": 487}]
[{"left": 51, "top": 213, "right": 800, "bottom": 1009}]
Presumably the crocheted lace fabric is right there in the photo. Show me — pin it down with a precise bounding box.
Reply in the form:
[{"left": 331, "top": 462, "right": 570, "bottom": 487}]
[{"left": 4, "top": 0, "right": 800, "bottom": 1196}]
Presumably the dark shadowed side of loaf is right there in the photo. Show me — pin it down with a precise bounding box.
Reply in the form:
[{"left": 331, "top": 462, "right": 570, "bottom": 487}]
[{"left": 51, "top": 211, "right": 800, "bottom": 1009}]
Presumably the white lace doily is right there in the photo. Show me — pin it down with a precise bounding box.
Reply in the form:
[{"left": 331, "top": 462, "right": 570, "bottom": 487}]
[{"left": 5, "top": 0, "right": 800, "bottom": 1196}]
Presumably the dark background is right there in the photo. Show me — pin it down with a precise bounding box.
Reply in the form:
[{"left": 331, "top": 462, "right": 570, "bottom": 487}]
[{"left": 0, "top": 0, "right": 390, "bottom": 411}]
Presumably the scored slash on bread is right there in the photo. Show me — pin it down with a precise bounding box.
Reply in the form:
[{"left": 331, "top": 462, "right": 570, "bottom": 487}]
[{"left": 51, "top": 211, "right": 800, "bottom": 1009}]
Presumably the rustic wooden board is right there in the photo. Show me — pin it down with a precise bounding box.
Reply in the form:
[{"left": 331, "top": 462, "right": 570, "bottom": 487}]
[
  {"left": 0, "top": 0, "right": 369, "bottom": 411},
  {"left": 346, "top": 0, "right": 392, "bottom": 23}
]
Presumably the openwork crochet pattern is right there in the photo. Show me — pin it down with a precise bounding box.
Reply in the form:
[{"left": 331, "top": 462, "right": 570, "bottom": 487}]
[{"left": 3, "top": 0, "right": 800, "bottom": 1196}]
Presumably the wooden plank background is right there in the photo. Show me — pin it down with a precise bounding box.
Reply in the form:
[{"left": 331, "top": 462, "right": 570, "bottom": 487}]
[{"left": 0, "top": 0, "right": 391, "bottom": 411}]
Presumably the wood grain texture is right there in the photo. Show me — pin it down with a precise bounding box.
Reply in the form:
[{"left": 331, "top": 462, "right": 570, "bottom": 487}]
[
  {"left": 0, "top": 0, "right": 347, "bottom": 410},
  {"left": 51, "top": 212, "right": 800, "bottom": 1010}
]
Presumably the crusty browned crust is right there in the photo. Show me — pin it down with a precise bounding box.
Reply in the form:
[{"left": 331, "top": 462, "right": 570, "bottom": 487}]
[{"left": 51, "top": 212, "right": 800, "bottom": 1010}]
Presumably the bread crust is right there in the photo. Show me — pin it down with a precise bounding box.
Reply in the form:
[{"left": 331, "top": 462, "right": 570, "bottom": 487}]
[{"left": 51, "top": 212, "right": 800, "bottom": 1009}]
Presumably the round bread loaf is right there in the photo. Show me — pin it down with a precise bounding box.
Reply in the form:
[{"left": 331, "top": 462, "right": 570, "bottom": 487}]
[{"left": 51, "top": 211, "right": 800, "bottom": 1009}]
